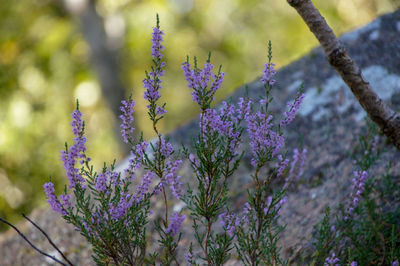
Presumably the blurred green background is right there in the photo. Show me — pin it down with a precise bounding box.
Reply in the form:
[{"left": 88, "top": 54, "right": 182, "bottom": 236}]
[{"left": 0, "top": 0, "right": 398, "bottom": 231}]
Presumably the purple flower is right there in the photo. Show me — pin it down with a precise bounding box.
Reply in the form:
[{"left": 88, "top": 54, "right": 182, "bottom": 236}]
[
  {"left": 344, "top": 170, "right": 368, "bottom": 220},
  {"left": 276, "top": 155, "right": 289, "bottom": 178},
  {"left": 151, "top": 26, "right": 164, "bottom": 59},
  {"left": 351, "top": 262, "right": 358, "bottom": 266},
  {"left": 143, "top": 24, "right": 166, "bottom": 115},
  {"left": 44, "top": 182, "right": 65, "bottom": 215},
  {"left": 158, "top": 137, "right": 173, "bottom": 158},
  {"left": 182, "top": 61, "right": 225, "bottom": 106},
  {"left": 120, "top": 99, "right": 135, "bottom": 144},
  {"left": 324, "top": 252, "right": 340, "bottom": 266},
  {"left": 393, "top": 260, "right": 399, "bottom": 266},
  {"left": 280, "top": 91, "right": 305, "bottom": 127},
  {"left": 285, "top": 148, "right": 307, "bottom": 188},
  {"left": 108, "top": 193, "right": 134, "bottom": 220},
  {"left": 95, "top": 172, "right": 108, "bottom": 193},
  {"left": 136, "top": 171, "right": 156, "bottom": 200},
  {"left": 61, "top": 109, "right": 88, "bottom": 189},
  {"left": 164, "top": 160, "right": 183, "bottom": 199},
  {"left": 166, "top": 212, "right": 185, "bottom": 236},
  {"left": 246, "top": 111, "right": 284, "bottom": 166},
  {"left": 219, "top": 211, "right": 240, "bottom": 237},
  {"left": 261, "top": 62, "right": 276, "bottom": 86}
]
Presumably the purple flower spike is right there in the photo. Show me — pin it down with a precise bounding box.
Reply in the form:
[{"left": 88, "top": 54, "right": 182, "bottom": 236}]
[
  {"left": 166, "top": 212, "right": 185, "bottom": 236},
  {"left": 61, "top": 108, "right": 89, "bottom": 189},
  {"left": 280, "top": 91, "right": 305, "bottom": 127},
  {"left": 182, "top": 60, "right": 225, "bottom": 107},
  {"left": 143, "top": 21, "right": 166, "bottom": 115},
  {"left": 246, "top": 111, "right": 284, "bottom": 166},
  {"left": 120, "top": 99, "right": 135, "bottom": 144},
  {"left": 219, "top": 211, "right": 240, "bottom": 237},
  {"left": 345, "top": 170, "right": 368, "bottom": 220},
  {"left": 261, "top": 62, "right": 276, "bottom": 86},
  {"left": 44, "top": 182, "right": 65, "bottom": 215},
  {"left": 151, "top": 26, "right": 164, "bottom": 59}
]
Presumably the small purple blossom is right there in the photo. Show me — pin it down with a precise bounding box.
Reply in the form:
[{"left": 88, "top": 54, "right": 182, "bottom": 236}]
[
  {"left": 95, "top": 172, "right": 108, "bottom": 193},
  {"left": 261, "top": 62, "right": 276, "bottom": 86},
  {"left": 166, "top": 212, "right": 185, "bottom": 236},
  {"left": 351, "top": 262, "right": 358, "bottom": 266},
  {"left": 120, "top": 99, "right": 135, "bottom": 144},
  {"left": 246, "top": 111, "right": 284, "bottom": 166},
  {"left": 285, "top": 148, "right": 307, "bottom": 188},
  {"left": 151, "top": 25, "right": 164, "bottom": 59},
  {"left": 324, "top": 252, "right": 340, "bottom": 266},
  {"left": 280, "top": 91, "right": 305, "bottom": 127},
  {"left": 393, "top": 260, "right": 399, "bottom": 266},
  {"left": 219, "top": 211, "right": 240, "bottom": 237},
  {"left": 108, "top": 193, "right": 134, "bottom": 220},
  {"left": 61, "top": 109, "right": 88, "bottom": 189},
  {"left": 44, "top": 182, "right": 64, "bottom": 215},
  {"left": 143, "top": 23, "right": 166, "bottom": 115},
  {"left": 164, "top": 160, "right": 183, "bottom": 199},
  {"left": 136, "top": 171, "right": 156, "bottom": 200},
  {"left": 344, "top": 170, "right": 368, "bottom": 220},
  {"left": 182, "top": 61, "right": 225, "bottom": 106},
  {"left": 276, "top": 155, "right": 289, "bottom": 178}
]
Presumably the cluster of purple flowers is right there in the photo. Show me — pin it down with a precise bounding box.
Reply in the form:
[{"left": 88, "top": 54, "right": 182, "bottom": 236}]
[
  {"left": 261, "top": 62, "right": 276, "bottom": 86},
  {"left": 60, "top": 109, "right": 89, "bottom": 189},
  {"left": 182, "top": 60, "right": 225, "bottom": 107},
  {"left": 119, "top": 99, "right": 135, "bottom": 144},
  {"left": 324, "top": 252, "right": 340, "bottom": 266},
  {"left": 246, "top": 111, "right": 284, "bottom": 166},
  {"left": 43, "top": 182, "right": 70, "bottom": 215},
  {"left": 219, "top": 211, "right": 240, "bottom": 237},
  {"left": 345, "top": 170, "right": 368, "bottom": 220},
  {"left": 166, "top": 212, "right": 185, "bottom": 236},
  {"left": 280, "top": 91, "right": 305, "bottom": 127}
]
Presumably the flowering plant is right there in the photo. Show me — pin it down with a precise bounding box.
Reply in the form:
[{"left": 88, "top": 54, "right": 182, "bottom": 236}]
[{"left": 39, "top": 15, "right": 307, "bottom": 265}]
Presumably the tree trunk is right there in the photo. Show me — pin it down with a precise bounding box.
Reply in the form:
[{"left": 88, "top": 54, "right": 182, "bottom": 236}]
[{"left": 287, "top": 0, "right": 400, "bottom": 149}]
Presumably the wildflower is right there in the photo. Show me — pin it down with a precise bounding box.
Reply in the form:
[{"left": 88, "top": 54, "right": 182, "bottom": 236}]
[
  {"left": 344, "top": 170, "right": 368, "bottom": 220},
  {"left": 43, "top": 182, "right": 65, "bottom": 215},
  {"left": 166, "top": 212, "right": 185, "bottom": 236},
  {"left": 108, "top": 193, "right": 135, "bottom": 220},
  {"left": 276, "top": 155, "right": 289, "bottom": 178},
  {"left": 324, "top": 252, "right": 340, "bottom": 266},
  {"left": 136, "top": 171, "right": 156, "bottom": 200},
  {"left": 182, "top": 60, "right": 225, "bottom": 107},
  {"left": 246, "top": 111, "right": 284, "bottom": 166},
  {"left": 280, "top": 91, "right": 305, "bottom": 127},
  {"left": 120, "top": 98, "right": 135, "bottom": 144},
  {"left": 60, "top": 109, "right": 88, "bottom": 189},
  {"left": 261, "top": 62, "right": 276, "bottom": 86},
  {"left": 351, "top": 262, "right": 357, "bottom": 266},
  {"left": 143, "top": 21, "right": 166, "bottom": 114},
  {"left": 164, "top": 160, "right": 183, "bottom": 199},
  {"left": 219, "top": 211, "right": 240, "bottom": 237}
]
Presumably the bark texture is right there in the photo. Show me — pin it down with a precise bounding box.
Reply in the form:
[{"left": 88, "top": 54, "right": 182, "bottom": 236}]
[{"left": 287, "top": 0, "right": 400, "bottom": 149}]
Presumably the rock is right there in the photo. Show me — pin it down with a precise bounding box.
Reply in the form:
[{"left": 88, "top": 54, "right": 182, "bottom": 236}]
[{"left": 1, "top": 9, "right": 399, "bottom": 265}]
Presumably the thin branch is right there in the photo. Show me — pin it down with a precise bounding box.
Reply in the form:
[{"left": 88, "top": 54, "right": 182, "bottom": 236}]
[
  {"left": 287, "top": 0, "right": 400, "bottom": 149},
  {"left": 22, "top": 213, "right": 75, "bottom": 266},
  {"left": 0, "top": 217, "right": 69, "bottom": 266}
]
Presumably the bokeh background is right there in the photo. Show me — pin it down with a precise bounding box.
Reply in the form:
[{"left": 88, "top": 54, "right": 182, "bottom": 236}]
[{"left": 0, "top": 0, "right": 398, "bottom": 231}]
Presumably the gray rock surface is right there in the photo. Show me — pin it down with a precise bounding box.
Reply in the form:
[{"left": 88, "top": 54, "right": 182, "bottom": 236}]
[{"left": 1, "top": 9, "right": 399, "bottom": 266}]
